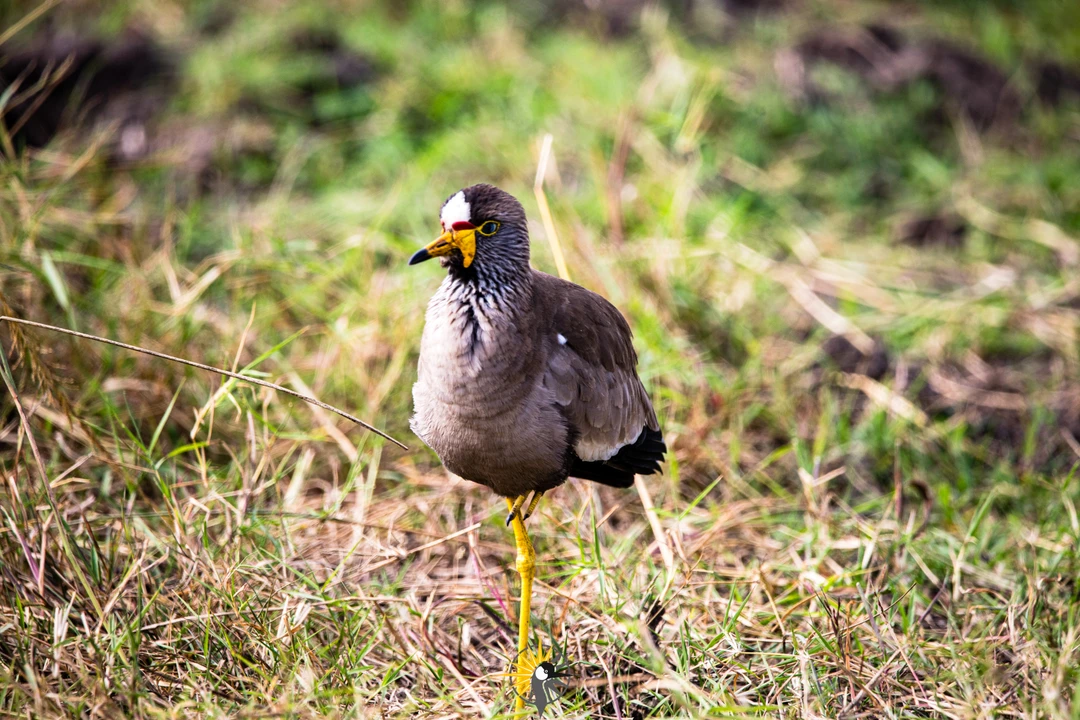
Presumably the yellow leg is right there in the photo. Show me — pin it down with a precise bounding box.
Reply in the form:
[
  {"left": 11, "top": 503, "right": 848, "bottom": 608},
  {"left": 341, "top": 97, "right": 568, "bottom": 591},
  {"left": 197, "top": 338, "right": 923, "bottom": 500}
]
[{"left": 505, "top": 496, "right": 535, "bottom": 712}]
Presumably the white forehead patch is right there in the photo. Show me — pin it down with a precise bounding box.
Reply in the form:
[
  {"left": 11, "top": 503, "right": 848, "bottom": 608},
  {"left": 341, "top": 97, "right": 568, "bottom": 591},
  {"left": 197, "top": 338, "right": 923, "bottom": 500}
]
[
  {"left": 533, "top": 665, "right": 548, "bottom": 680},
  {"left": 440, "top": 191, "right": 471, "bottom": 227}
]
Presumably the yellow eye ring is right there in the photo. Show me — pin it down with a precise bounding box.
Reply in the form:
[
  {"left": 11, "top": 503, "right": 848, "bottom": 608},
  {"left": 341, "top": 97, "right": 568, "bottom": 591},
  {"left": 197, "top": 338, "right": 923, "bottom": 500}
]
[{"left": 477, "top": 220, "right": 500, "bottom": 236}]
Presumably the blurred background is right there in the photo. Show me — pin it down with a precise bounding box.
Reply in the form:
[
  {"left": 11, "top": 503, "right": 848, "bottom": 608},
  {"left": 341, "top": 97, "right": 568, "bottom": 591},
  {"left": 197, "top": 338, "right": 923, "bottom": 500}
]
[{"left": 1, "top": 0, "right": 1079, "bottom": 716}]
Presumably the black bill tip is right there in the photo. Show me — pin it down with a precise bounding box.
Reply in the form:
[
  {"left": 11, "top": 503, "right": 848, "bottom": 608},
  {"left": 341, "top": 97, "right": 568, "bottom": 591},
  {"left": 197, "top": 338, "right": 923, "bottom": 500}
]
[{"left": 408, "top": 247, "right": 432, "bottom": 265}]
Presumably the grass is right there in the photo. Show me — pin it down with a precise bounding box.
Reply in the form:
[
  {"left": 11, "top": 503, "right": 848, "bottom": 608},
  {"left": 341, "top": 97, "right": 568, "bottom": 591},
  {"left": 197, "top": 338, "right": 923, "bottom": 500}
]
[{"left": 1, "top": 0, "right": 1079, "bottom": 716}]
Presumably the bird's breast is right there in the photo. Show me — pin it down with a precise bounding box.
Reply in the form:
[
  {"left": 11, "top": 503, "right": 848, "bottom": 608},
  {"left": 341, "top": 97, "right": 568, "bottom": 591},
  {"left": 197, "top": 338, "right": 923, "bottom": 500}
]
[
  {"left": 411, "top": 289, "right": 568, "bottom": 493},
  {"left": 416, "top": 290, "right": 538, "bottom": 404},
  {"left": 409, "top": 381, "right": 569, "bottom": 495}
]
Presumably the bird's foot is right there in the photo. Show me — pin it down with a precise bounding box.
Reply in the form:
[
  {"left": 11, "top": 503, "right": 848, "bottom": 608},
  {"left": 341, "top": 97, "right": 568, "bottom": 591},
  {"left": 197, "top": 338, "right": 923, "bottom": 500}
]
[
  {"left": 505, "top": 491, "right": 545, "bottom": 526},
  {"left": 505, "top": 494, "right": 528, "bottom": 526},
  {"left": 522, "top": 491, "right": 544, "bottom": 521}
]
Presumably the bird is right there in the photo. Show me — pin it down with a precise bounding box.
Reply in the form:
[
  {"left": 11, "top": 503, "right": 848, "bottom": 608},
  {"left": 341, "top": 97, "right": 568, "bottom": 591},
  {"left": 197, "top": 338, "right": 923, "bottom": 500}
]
[
  {"left": 516, "top": 642, "right": 570, "bottom": 717},
  {"left": 408, "top": 183, "right": 665, "bottom": 708}
]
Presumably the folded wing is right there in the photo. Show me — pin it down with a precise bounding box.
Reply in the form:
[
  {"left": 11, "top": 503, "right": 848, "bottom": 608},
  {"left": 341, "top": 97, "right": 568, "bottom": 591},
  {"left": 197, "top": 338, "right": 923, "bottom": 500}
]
[{"left": 537, "top": 274, "right": 666, "bottom": 488}]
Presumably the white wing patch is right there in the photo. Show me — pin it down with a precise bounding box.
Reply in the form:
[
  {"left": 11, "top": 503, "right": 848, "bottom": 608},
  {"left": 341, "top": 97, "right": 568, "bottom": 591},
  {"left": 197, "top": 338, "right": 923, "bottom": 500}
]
[
  {"left": 440, "top": 191, "right": 471, "bottom": 227},
  {"left": 575, "top": 438, "right": 621, "bottom": 461},
  {"left": 557, "top": 333, "right": 567, "bottom": 345}
]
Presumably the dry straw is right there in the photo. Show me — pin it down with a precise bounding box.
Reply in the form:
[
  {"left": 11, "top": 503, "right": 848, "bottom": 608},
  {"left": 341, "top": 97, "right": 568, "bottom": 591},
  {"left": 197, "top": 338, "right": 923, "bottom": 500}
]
[{"left": 0, "top": 315, "right": 407, "bottom": 449}]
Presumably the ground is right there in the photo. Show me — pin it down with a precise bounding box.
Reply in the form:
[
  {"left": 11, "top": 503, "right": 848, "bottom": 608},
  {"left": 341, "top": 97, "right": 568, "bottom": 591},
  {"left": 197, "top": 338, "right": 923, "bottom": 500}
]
[{"left": 1, "top": 0, "right": 1079, "bottom": 717}]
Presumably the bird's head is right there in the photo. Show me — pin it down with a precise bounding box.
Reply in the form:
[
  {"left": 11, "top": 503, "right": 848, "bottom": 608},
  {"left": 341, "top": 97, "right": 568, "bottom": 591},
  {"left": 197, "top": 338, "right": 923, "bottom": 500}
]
[{"left": 408, "top": 184, "right": 529, "bottom": 278}]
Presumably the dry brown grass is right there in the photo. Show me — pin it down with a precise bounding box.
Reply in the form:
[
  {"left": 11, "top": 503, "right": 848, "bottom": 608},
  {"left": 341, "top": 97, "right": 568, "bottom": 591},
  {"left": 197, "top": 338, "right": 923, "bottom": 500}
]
[{"left": 2, "top": 0, "right": 1080, "bottom": 716}]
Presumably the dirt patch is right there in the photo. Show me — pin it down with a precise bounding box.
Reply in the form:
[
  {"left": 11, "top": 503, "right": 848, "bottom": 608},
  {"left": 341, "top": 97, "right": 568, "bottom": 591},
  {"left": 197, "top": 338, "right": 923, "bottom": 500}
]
[
  {"left": 234, "top": 29, "right": 379, "bottom": 129},
  {"left": 289, "top": 29, "right": 379, "bottom": 99},
  {"left": 922, "top": 39, "right": 1020, "bottom": 130},
  {"left": 778, "top": 24, "right": 1020, "bottom": 132},
  {"left": 715, "top": 0, "right": 784, "bottom": 15},
  {"left": 1034, "top": 60, "right": 1080, "bottom": 107},
  {"left": 0, "top": 31, "right": 171, "bottom": 150},
  {"left": 893, "top": 212, "right": 967, "bottom": 250},
  {"left": 914, "top": 353, "right": 1080, "bottom": 471},
  {"left": 822, "top": 334, "right": 890, "bottom": 380}
]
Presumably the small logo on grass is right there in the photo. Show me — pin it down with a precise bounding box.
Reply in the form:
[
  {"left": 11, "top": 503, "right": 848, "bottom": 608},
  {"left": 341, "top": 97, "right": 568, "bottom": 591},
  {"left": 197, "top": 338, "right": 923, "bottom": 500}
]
[{"left": 511, "top": 639, "right": 573, "bottom": 716}]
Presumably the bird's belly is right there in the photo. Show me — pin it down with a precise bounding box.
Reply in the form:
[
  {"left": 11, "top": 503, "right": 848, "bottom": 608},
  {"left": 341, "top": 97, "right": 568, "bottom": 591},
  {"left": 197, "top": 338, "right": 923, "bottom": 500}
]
[{"left": 411, "top": 382, "right": 568, "bottom": 497}]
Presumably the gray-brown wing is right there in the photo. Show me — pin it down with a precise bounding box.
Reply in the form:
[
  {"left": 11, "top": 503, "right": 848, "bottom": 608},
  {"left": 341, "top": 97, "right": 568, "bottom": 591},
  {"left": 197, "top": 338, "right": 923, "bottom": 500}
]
[{"left": 536, "top": 273, "right": 660, "bottom": 463}]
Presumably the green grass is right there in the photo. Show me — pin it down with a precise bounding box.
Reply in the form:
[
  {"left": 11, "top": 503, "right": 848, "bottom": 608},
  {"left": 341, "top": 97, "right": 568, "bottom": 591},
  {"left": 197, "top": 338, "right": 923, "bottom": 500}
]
[{"left": 1, "top": 0, "right": 1079, "bottom": 716}]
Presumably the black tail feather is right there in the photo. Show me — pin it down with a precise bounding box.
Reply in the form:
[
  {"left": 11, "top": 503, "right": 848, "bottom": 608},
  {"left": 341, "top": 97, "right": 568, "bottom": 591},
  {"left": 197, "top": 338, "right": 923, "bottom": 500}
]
[
  {"left": 568, "top": 461, "right": 637, "bottom": 488},
  {"left": 569, "top": 426, "right": 666, "bottom": 489}
]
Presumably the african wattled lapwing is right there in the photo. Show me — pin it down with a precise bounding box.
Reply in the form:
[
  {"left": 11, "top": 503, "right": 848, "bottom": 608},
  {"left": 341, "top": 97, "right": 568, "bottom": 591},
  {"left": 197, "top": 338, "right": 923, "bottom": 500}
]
[{"left": 408, "top": 184, "right": 665, "bottom": 708}]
